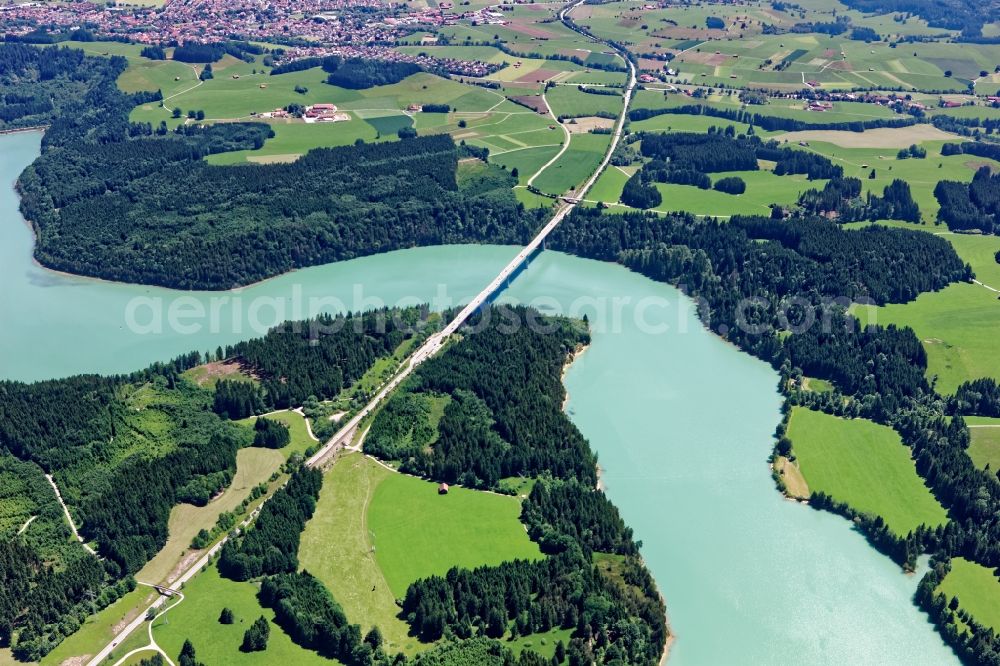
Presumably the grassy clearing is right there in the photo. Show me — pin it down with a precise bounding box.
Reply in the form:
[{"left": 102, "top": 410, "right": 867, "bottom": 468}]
[
  {"left": 507, "top": 627, "right": 573, "bottom": 659},
  {"left": 787, "top": 407, "right": 948, "bottom": 536},
  {"left": 299, "top": 454, "right": 417, "bottom": 655},
  {"left": 137, "top": 447, "right": 284, "bottom": 585},
  {"left": 237, "top": 409, "right": 317, "bottom": 459},
  {"left": 966, "top": 418, "right": 1000, "bottom": 471},
  {"left": 653, "top": 169, "right": 821, "bottom": 217},
  {"left": 938, "top": 558, "right": 1000, "bottom": 633},
  {"left": 369, "top": 467, "right": 542, "bottom": 598},
  {"left": 152, "top": 566, "right": 333, "bottom": 666},
  {"left": 206, "top": 118, "right": 379, "bottom": 165},
  {"left": 853, "top": 282, "right": 1000, "bottom": 396},
  {"left": 773, "top": 456, "right": 810, "bottom": 499},
  {"left": 181, "top": 360, "right": 258, "bottom": 389}
]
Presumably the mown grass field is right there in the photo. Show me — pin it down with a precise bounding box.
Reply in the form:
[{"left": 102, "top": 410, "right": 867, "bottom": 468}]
[
  {"left": 938, "top": 557, "right": 1000, "bottom": 633},
  {"left": 532, "top": 132, "right": 610, "bottom": 195},
  {"left": 546, "top": 85, "right": 624, "bottom": 119},
  {"left": 299, "top": 454, "right": 417, "bottom": 655},
  {"left": 652, "top": 169, "right": 821, "bottom": 217},
  {"left": 136, "top": 447, "right": 284, "bottom": 586},
  {"left": 787, "top": 407, "right": 948, "bottom": 536},
  {"left": 152, "top": 566, "right": 334, "bottom": 666},
  {"left": 964, "top": 417, "right": 1000, "bottom": 471},
  {"left": 369, "top": 467, "right": 543, "bottom": 598}
]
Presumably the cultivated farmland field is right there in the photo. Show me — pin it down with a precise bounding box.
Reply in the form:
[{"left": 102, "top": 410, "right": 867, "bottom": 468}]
[
  {"left": 786, "top": 407, "right": 948, "bottom": 536},
  {"left": 533, "top": 132, "right": 611, "bottom": 195}
]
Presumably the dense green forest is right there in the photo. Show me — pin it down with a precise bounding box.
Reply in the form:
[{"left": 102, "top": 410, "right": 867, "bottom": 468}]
[
  {"left": 216, "top": 308, "right": 424, "bottom": 412},
  {"left": 367, "top": 308, "right": 596, "bottom": 490},
  {"left": 0, "top": 308, "right": 420, "bottom": 659},
  {"left": 549, "top": 208, "right": 999, "bottom": 664},
  {"left": 9, "top": 43, "right": 540, "bottom": 289},
  {"left": 0, "top": 43, "right": 134, "bottom": 131},
  {"left": 325, "top": 57, "right": 422, "bottom": 89},
  {"left": 935, "top": 163, "right": 1000, "bottom": 233},
  {"left": 20, "top": 132, "right": 540, "bottom": 289}
]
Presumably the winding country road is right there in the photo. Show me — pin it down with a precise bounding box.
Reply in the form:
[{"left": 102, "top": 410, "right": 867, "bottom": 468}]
[{"left": 86, "top": 4, "right": 636, "bottom": 663}]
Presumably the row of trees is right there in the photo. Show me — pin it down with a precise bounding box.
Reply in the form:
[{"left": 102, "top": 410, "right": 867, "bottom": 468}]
[
  {"left": 218, "top": 467, "right": 322, "bottom": 580},
  {"left": 628, "top": 103, "right": 917, "bottom": 133}
]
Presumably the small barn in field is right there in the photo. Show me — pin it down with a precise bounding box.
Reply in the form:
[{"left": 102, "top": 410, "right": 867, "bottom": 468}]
[{"left": 438, "top": 483, "right": 449, "bottom": 495}]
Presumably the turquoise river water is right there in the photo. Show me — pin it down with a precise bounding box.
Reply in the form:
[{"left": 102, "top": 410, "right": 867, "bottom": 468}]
[{"left": 0, "top": 131, "right": 958, "bottom": 664}]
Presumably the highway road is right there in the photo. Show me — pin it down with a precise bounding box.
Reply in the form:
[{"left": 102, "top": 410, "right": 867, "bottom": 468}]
[{"left": 87, "top": 3, "right": 635, "bottom": 662}]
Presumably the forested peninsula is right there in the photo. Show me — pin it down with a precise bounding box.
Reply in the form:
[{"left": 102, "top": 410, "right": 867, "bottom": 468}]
[
  {"left": 2, "top": 42, "right": 541, "bottom": 290},
  {"left": 0, "top": 304, "right": 668, "bottom": 665}
]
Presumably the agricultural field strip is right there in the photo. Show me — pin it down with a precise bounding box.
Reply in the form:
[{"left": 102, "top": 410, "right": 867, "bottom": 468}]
[{"left": 525, "top": 89, "right": 571, "bottom": 186}]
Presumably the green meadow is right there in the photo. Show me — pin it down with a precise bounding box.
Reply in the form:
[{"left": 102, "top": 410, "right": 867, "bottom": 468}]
[
  {"left": 152, "top": 567, "right": 334, "bottom": 666},
  {"left": 369, "top": 467, "right": 542, "bottom": 598},
  {"left": 964, "top": 417, "right": 1000, "bottom": 471},
  {"left": 938, "top": 558, "right": 1000, "bottom": 633},
  {"left": 787, "top": 407, "right": 948, "bottom": 536},
  {"left": 546, "top": 85, "right": 624, "bottom": 119},
  {"left": 299, "top": 454, "right": 416, "bottom": 655},
  {"left": 533, "top": 132, "right": 611, "bottom": 195},
  {"left": 653, "top": 169, "right": 821, "bottom": 217}
]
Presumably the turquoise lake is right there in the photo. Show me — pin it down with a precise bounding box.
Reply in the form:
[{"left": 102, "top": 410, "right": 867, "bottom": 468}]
[{"left": 0, "top": 131, "right": 957, "bottom": 664}]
